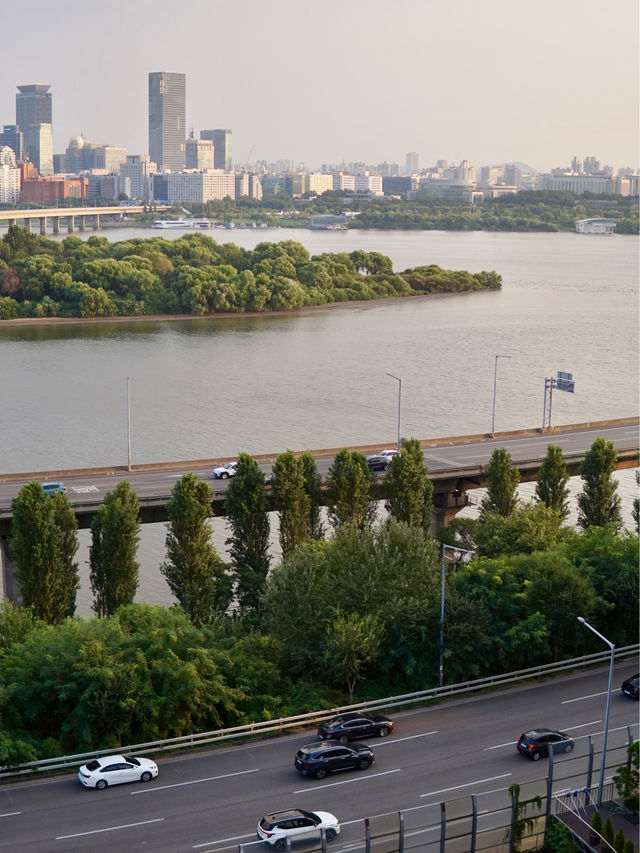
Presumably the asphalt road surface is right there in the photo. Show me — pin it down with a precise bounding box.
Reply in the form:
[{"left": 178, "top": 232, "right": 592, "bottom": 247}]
[
  {"left": 0, "top": 422, "right": 637, "bottom": 511},
  {"left": 0, "top": 662, "right": 637, "bottom": 852}
]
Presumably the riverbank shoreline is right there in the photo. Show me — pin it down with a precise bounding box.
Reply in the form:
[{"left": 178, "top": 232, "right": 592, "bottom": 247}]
[{"left": 0, "top": 290, "right": 470, "bottom": 329}]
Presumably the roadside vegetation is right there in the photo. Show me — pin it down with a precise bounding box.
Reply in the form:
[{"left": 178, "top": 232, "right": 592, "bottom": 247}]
[
  {"left": 0, "top": 437, "right": 637, "bottom": 764},
  {"left": 0, "top": 226, "right": 500, "bottom": 320}
]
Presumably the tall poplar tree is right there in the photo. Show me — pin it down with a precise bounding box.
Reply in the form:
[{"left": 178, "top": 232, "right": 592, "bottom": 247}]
[
  {"left": 535, "top": 444, "right": 570, "bottom": 520},
  {"left": 577, "top": 436, "right": 622, "bottom": 530},
  {"left": 384, "top": 437, "right": 434, "bottom": 530},
  {"left": 161, "top": 473, "right": 231, "bottom": 622},
  {"left": 89, "top": 480, "right": 141, "bottom": 617},
  {"left": 272, "top": 450, "right": 310, "bottom": 557},
  {"left": 300, "top": 450, "right": 324, "bottom": 539},
  {"left": 480, "top": 447, "right": 520, "bottom": 517},
  {"left": 326, "top": 448, "right": 376, "bottom": 530},
  {"left": 10, "top": 481, "right": 79, "bottom": 624},
  {"left": 224, "top": 453, "right": 271, "bottom": 612}
]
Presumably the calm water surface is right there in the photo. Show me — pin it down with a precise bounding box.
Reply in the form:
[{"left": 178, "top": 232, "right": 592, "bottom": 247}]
[{"left": 0, "top": 228, "right": 637, "bottom": 613}]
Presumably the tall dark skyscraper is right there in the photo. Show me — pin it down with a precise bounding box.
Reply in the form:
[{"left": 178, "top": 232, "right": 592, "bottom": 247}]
[
  {"left": 201, "top": 129, "right": 232, "bottom": 171},
  {"left": 148, "top": 72, "right": 186, "bottom": 172},
  {"left": 16, "top": 83, "right": 53, "bottom": 174}
]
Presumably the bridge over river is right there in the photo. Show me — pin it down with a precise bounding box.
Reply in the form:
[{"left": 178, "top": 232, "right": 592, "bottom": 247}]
[
  {"left": 1, "top": 416, "right": 637, "bottom": 529},
  {"left": 0, "top": 417, "right": 637, "bottom": 601}
]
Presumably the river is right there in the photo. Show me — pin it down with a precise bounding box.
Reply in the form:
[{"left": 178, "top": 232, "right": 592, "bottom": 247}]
[{"left": 0, "top": 227, "right": 637, "bottom": 613}]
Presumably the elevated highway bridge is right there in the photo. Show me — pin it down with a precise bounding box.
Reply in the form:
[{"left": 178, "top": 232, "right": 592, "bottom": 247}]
[
  {"left": 1, "top": 417, "right": 637, "bottom": 600},
  {"left": 0, "top": 418, "right": 636, "bottom": 534},
  {"left": 0, "top": 205, "right": 167, "bottom": 234}
]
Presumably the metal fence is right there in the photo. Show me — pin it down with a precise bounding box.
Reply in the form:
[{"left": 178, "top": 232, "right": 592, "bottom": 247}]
[{"left": 1, "top": 643, "right": 637, "bottom": 781}]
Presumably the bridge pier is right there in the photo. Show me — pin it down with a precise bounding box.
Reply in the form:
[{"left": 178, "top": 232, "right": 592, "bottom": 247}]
[
  {"left": 0, "top": 536, "right": 19, "bottom": 604},
  {"left": 52, "top": 218, "right": 60, "bottom": 234},
  {"left": 39, "top": 216, "right": 47, "bottom": 235},
  {"left": 67, "top": 215, "right": 75, "bottom": 233},
  {"left": 25, "top": 218, "right": 33, "bottom": 233},
  {"left": 93, "top": 213, "right": 100, "bottom": 230},
  {"left": 78, "top": 215, "right": 86, "bottom": 232}
]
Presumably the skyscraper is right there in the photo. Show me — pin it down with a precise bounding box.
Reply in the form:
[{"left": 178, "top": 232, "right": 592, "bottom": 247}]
[
  {"left": 148, "top": 72, "right": 186, "bottom": 172},
  {"left": 16, "top": 84, "right": 53, "bottom": 175},
  {"left": 200, "top": 129, "right": 232, "bottom": 170},
  {"left": 405, "top": 152, "right": 419, "bottom": 174}
]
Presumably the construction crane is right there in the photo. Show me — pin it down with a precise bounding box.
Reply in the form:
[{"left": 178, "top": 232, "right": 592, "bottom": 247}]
[{"left": 243, "top": 144, "right": 255, "bottom": 171}]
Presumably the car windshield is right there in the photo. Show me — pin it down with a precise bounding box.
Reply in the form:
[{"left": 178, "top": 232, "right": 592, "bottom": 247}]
[
  {"left": 126, "top": 756, "right": 141, "bottom": 765},
  {"left": 85, "top": 760, "right": 101, "bottom": 771}
]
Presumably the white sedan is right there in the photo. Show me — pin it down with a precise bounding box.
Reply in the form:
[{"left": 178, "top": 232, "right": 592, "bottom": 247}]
[
  {"left": 78, "top": 755, "right": 158, "bottom": 789},
  {"left": 213, "top": 461, "right": 238, "bottom": 479}
]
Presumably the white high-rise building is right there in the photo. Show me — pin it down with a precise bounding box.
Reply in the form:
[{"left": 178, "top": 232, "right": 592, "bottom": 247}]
[
  {"left": 0, "top": 147, "right": 20, "bottom": 203},
  {"left": 154, "top": 169, "right": 236, "bottom": 202},
  {"left": 120, "top": 154, "right": 157, "bottom": 200}
]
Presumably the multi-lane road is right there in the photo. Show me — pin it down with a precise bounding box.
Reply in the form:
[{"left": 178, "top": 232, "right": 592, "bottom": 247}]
[
  {"left": 1, "top": 662, "right": 638, "bottom": 852},
  {"left": 0, "top": 421, "right": 637, "bottom": 514}
]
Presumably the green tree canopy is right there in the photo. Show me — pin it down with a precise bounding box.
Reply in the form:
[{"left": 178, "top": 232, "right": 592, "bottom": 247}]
[
  {"left": 161, "top": 473, "right": 232, "bottom": 622},
  {"left": 384, "top": 438, "right": 433, "bottom": 531},
  {"left": 272, "top": 450, "right": 311, "bottom": 557},
  {"left": 325, "top": 448, "right": 376, "bottom": 530},
  {"left": 224, "top": 453, "right": 271, "bottom": 612},
  {"left": 10, "top": 482, "right": 79, "bottom": 623},
  {"left": 480, "top": 447, "right": 520, "bottom": 517},
  {"left": 535, "top": 444, "right": 570, "bottom": 520},
  {"left": 89, "top": 480, "right": 141, "bottom": 617},
  {"left": 577, "top": 436, "right": 623, "bottom": 530}
]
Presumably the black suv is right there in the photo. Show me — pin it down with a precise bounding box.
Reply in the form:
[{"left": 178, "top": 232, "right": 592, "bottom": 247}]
[
  {"left": 517, "top": 729, "right": 575, "bottom": 760},
  {"left": 317, "top": 712, "right": 394, "bottom": 743},
  {"left": 295, "top": 741, "right": 374, "bottom": 779}
]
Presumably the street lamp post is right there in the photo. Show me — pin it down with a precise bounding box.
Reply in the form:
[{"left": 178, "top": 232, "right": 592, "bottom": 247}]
[
  {"left": 386, "top": 372, "right": 402, "bottom": 450},
  {"left": 491, "top": 354, "right": 512, "bottom": 437},
  {"left": 439, "top": 543, "right": 476, "bottom": 687},
  {"left": 577, "top": 617, "right": 615, "bottom": 806},
  {"left": 126, "top": 376, "right": 134, "bottom": 471}
]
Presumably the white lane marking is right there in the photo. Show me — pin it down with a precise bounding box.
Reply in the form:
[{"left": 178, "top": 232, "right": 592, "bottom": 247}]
[
  {"left": 193, "top": 832, "right": 255, "bottom": 849},
  {"left": 70, "top": 485, "right": 99, "bottom": 493},
  {"left": 56, "top": 818, "right": 164, "bottom": 839},
  {"left": 562, "top": 691, "right": 609, "bottom": 704},
  {"left": 131, "top": 767, "right": 259, "bottom": 794},
  {"left": 373, "top": 730, "right": 438, "bottom": 746},
  {"left": 0, "top": 812, "right": 21, "bottom": 818},
  {"left": 424, "top": 454, "right": 459, "bottom": 466},
  {"left": 485, "top": 719, "right": 602, "bottom": 750},
  {"left": 420, "top": 773, "right": 511, "bottom": 798},
  {"left": 293, "top": 768, "right": 401, "bottom": 793},
  {"left": 485, "top": 740, "right": 519, "bottom": 750}
]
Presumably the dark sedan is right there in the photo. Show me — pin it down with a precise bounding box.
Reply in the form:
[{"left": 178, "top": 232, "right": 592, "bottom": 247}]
[
  {"left": 295, "top": 741, "right": 374, "bottom": 779},
  {"left": 365, "top": 450, "right": 398, "bottom": 471},
  {"left": 317, "top": 711, "right": 394, "bottom": 743},
  {"left": 517, "top": 728, "right": 574, "bottom": 760},
  {"left": 622, "top": 673, "right": 639, "bottom": 699}
]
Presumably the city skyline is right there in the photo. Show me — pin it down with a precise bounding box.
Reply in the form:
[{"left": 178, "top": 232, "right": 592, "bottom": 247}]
[{"left": 1, "top": 0, "right": 638, "bottom": 173}]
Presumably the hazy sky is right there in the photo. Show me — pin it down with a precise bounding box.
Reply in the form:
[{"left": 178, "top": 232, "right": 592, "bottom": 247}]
[{"left": 2, "top": 0, "right": 638, "bottom": 172}]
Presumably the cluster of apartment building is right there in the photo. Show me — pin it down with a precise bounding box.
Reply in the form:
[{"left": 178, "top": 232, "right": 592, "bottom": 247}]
[{"left": 0, "top": 74, "right": 638, "bottom": 207}]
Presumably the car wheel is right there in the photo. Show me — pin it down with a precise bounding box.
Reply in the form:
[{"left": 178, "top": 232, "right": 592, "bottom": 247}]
[
  {"left": 315, "top": 768, "right": 327, "bottom": 779},
  {"left": 378, "top": 726, "right": 390, "bottom": 737},
  {"left": 96, "top": 779, "right": 108, "bottom": 789},
  {"left": 141, "top": 771, "right": 152, "bottom": 782},
  {"left": 339, "top": 735, "right": 349, "bottom": 745},
  {"left": 275, "top": 840, "right": 287, "bottom": 852},
  {"left": 221, "top": 472, "right": 229, "bottom": 479},
  {"left": 565, "top": 742, "right": 574, "bottom": 753},
  {"left": 325, "top": 829, "right": 337, "bottom": 842},
  {"left": 532, "top": 751, "right": 541, "bottom": 761},
  {"left": 358, "top": 759, "right": 370, "bottom": 770}
]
